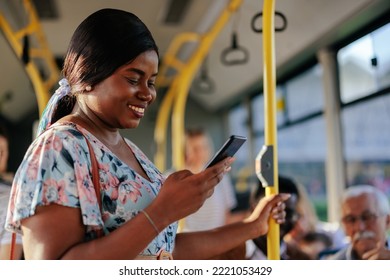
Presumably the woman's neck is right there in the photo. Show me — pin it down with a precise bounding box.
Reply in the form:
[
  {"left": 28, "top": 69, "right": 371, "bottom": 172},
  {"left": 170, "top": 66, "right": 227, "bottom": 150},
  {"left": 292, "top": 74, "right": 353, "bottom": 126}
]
[{"left": 65, "top": 106, "right": 123, "bottom": 147}]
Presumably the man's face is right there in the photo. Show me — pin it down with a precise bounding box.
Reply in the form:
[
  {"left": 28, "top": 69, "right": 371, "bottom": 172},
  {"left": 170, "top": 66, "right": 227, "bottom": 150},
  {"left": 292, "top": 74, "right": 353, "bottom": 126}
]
[
  {"left": 185, "top": 135, "right": 211, "bottom": 172},
  {"left": 341, "top": 193, "right": 389, "bottom": 258},
  {"left": 0, "top": 135, "right": 8, "bottom": 173}
]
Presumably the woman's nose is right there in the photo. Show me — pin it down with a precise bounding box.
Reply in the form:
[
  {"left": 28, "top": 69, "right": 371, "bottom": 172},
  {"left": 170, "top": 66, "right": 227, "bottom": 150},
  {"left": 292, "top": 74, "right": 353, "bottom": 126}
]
[{"left": 137, "top": 87, "right": 154, "bottom": 102}]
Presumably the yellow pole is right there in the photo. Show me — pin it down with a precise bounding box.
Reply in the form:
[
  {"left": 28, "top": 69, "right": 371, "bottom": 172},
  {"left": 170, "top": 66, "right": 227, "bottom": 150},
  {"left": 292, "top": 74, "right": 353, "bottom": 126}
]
[
  {"left": 172, "top": 0, "right": 243, "bottom": 171},
  {"left": 154, "top": 0, "right": 243, "bottom": 173},
  {"left": 154, "top": 33, "right": 199, "bottom": 171},
  {"left": 156, "top": 32, "right": 198, "bottom": 88},
  {"left": 258, "top": 0, "right": 280, "bottom": 260},
  {"left": 154, "top": 82, "right": 176, "bottom": 171},
  {"left": 0, "top": 0, "right": 59, "bottom": 116},
  {"left": 159, "top": 0, "right": 243, "bottom": 231}
]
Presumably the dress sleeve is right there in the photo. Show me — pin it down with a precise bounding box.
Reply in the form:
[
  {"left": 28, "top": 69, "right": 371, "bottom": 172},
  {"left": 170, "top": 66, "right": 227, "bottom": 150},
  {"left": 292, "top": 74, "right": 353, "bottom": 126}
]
[{"left": 6, "top": 126, "right": 103, "bottom": 233}]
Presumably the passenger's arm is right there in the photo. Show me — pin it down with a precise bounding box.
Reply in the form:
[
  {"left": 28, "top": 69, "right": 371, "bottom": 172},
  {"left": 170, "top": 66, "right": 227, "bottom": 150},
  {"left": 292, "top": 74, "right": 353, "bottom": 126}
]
[
  {"left": 173, "top": 193, "right": 289, "bottom": 260},
  {"left": 21, "top": 158, "right": 234, "bottom": 260},
  {"left": 21, "top": 203, "right": 162, "bottom": 260}
]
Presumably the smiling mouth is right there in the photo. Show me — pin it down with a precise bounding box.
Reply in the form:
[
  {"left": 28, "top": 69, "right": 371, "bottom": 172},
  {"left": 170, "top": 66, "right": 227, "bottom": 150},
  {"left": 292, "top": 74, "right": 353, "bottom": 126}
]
[{"left": 129, "top": 105, "right": 145, "bottom": 114}]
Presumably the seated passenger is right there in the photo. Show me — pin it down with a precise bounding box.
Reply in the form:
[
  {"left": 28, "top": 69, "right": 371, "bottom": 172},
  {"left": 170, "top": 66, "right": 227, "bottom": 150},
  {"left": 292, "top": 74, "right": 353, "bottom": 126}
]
[
  {"left": 327, "top": 185, "right": 390, "bottom": 260},
  {"left": 298, "top": 231, "right": 333, "bottom": 259},
  {"left": 284, "top": 181, "right": 347, "bottom": 255},
  {"left": 0, "top": 125, "right": 22, "bottom": 259}
]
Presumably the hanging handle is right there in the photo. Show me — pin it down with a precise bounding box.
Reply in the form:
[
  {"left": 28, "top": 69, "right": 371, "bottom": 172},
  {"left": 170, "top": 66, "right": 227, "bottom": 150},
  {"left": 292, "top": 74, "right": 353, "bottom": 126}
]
[
  {"left": 193, "top": 69, "right": 215, "bottom": 93},
  {"left": 251, "top": 11, "right": 287, "bottom": 33},
  {"left": 194, "top": 56, "right": 215, "bottom": 93},
  {"left": 22, "top": 35, "right": 30, "bottom": 65},
  {"left": 221, "top": 32, "right": 249, "bottom": 66}
]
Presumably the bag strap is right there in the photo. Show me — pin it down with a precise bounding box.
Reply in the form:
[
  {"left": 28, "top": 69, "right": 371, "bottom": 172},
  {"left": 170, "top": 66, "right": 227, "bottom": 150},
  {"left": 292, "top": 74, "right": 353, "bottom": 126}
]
[
  {"left": 76, "top": 124, "right": 104, "bottom": 238},
  {"left": 9, "top": 121, "right": 103, "bottom": 259},
  {"left": 61, "top": 116, "right": 103, "bottom": 212},
  {"left": 84, "top": 138, "right": 102, "bottom": 212},
  {"left": 9, "top": 232, "right": 16, "bottom": 260}
]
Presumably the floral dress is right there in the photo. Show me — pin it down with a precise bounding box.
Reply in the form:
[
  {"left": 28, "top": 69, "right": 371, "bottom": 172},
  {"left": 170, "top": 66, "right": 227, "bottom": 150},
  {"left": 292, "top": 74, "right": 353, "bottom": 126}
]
[{"left": 5, "top": 122, "right": 178, "bottom": 255}]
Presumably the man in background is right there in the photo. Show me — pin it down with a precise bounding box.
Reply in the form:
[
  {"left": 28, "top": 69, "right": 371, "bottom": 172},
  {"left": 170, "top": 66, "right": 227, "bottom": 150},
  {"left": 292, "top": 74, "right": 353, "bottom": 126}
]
[
  {"left": 327, "top": 185, "right": 390, "bottom": 260},
  {"left": 0, "top": 124, "right": 23, "bottom": 259},
  {"left": 181, "top": 128, "right": 238, "bottom": 231}
]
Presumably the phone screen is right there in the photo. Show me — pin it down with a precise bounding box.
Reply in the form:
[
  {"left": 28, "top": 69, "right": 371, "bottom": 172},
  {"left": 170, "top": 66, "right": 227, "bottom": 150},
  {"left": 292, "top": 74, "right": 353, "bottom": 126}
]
[{"left": 204, "top": 135, "right": 247, "bottom": 169}]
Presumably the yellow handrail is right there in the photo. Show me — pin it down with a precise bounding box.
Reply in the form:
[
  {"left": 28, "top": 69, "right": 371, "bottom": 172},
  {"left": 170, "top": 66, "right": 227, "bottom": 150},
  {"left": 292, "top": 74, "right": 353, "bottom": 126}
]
[
  {"left": 153, "top": 0, "right": 243, "bottom": 232},
  {"left": 154, "top": 0, "right": 244, "bottom": 172},
  {"left": 0, "top": 0, "right": 59, "bottom": 116},
  {"left": 171, "top": 0, "right": 243, "bottom": 171},
  {"left": 154, "top": 32, "right": 199, "bottom": 171},
  {"left": 154, "top": 81, "right": 176, "bottom": 171},
  {"left": 172, "top": 0, "right": 243, "bottom": 232},
  {"left": 156, "top": 32, "right": 199, "bottom": 89}
]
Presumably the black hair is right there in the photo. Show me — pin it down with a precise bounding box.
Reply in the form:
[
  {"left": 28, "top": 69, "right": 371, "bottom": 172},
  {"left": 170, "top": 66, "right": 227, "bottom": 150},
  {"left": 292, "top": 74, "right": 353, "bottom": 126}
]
[
  {"left": 302, "top": 231, "right": 333, "bottom": 248},
  {"left": 253, "top": 175, "right": 300, "bottom": 201},
  {"left": 53, "top": 8, "right": 159, "bottom": 122}
]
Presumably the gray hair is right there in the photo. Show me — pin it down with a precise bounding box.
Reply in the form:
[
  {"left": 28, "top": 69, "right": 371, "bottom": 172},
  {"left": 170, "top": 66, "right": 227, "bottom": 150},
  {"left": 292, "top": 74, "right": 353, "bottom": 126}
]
[{"left": 342, "top": 185, "right": 390, "bottom": 215}]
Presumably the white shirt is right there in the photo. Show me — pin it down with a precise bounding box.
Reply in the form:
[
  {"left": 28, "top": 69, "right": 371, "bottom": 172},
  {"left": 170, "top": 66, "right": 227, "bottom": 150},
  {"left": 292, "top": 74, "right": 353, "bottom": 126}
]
[
  {"left": 181, "top": 175, "right": 237, "bottom": 232},
  {"left": 0, "top": 183, "right": 22, "bottom": 245}
]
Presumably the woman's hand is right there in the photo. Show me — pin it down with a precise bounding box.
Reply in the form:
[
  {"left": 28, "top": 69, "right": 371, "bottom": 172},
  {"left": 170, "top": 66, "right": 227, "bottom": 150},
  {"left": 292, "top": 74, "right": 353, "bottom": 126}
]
[
  {"left": 149, "top": 157, "right": 235, "bottom": 227},
  {"left": 244, "top": 193, "right": 291, "bottom": 237}
]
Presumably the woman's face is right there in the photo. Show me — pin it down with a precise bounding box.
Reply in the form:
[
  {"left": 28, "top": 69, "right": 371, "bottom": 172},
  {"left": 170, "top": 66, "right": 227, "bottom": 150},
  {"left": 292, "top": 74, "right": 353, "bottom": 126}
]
[{"left": 84, "top": 50, "right": 159, "bottom": 129}]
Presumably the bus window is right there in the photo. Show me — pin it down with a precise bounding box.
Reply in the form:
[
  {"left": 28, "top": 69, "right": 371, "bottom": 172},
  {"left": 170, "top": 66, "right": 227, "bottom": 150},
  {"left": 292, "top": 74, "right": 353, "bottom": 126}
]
[
  {"left": 285, "top": 64, "right": 324, "bottom": 121},
  {"left": 342, "top": 94, "right": 390, "bottom": 197},
  {"left": 338, "top": 22, "right": 390, "bottom": 103}
]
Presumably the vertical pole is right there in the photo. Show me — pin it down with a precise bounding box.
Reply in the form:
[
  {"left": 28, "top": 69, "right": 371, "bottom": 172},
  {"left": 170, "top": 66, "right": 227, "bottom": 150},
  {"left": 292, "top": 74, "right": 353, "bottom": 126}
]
[
  {"left": 256, "top": 0, "right": 280, "bottom": 260},
  {"left": 317, "top": 48, "right": 346, "bottom": 223},
  {"left": 171, "top": 0, "right": 243, "bottom": 171}
]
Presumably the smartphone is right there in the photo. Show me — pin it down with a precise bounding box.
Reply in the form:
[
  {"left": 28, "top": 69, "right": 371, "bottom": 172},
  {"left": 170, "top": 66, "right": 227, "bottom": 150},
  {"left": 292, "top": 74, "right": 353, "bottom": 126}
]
[{"left": 204, "top": 135, "right": 247, "bottom": 169}]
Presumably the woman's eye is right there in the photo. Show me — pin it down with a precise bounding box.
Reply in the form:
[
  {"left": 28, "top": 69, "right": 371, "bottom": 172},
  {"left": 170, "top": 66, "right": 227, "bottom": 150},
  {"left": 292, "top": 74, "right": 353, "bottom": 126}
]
[{"left": 126, "top": 77, "right": 139, "bottom": 85}]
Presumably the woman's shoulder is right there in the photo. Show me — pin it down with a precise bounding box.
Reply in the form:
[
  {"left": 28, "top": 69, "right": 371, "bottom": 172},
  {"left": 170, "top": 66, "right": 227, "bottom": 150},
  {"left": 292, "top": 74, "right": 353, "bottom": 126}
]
[
  {"left": 26, "top": 122, "right": 89, "bottom": 159},
  {"left": 33, "top": 122, "right": 89, "bottom": 147},
  {"left": 42, "top": 121, "right": 85, "bottom": 138}
]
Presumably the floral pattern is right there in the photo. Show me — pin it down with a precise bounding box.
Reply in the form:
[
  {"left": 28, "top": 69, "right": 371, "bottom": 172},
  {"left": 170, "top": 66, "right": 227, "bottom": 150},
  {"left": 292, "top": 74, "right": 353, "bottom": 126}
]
[{"left": 6, "top": 122, "right": 177, "bottom": 255}]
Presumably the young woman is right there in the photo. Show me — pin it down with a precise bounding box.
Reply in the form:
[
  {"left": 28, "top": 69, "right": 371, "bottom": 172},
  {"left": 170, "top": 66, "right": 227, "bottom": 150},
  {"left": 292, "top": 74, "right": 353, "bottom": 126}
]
[{"left": 5, "top": 8, "right": 289, "bottom": 260}]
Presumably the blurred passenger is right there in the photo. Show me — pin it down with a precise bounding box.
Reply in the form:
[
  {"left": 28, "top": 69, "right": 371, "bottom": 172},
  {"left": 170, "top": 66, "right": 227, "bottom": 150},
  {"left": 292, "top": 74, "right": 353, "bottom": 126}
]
[
  {"left": 181, "top": 128, "right": 238, "bottom": 231},
  {"left": 299, "top": 231, "right": 333, "bottom": 259},
  {"left": 284, "top": 181, "right": 347, "bottom": 253},
  {"left": 246, "top": 176, "right": 311, "bottom": 260},
  {"left": 327, "top": 185, "right": 390, "bottom": 260},
  {"left": 0, "top": 125, "right": 22, "bottom": 259}
]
